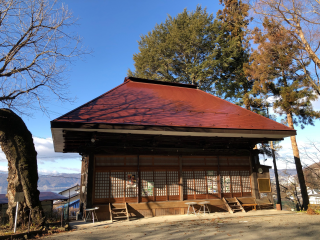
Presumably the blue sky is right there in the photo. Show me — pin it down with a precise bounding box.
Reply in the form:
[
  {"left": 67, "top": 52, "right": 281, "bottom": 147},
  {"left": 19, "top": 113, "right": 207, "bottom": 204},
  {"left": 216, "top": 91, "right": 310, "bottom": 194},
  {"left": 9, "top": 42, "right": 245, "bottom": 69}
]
[{"left": 0, "top": 0, "right": 319, "bottom": 174}]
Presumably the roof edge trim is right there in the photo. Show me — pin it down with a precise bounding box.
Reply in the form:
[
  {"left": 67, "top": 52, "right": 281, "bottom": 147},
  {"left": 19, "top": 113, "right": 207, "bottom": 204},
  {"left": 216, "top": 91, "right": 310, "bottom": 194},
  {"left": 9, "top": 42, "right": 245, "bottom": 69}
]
[{"left": 126, "top": 76, "right": 198, "bottom": 89}]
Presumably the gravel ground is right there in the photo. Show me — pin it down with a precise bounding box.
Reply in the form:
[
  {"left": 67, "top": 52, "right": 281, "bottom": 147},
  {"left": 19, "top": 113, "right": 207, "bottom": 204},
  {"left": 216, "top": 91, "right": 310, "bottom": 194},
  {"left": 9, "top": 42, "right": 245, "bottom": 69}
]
[{"left": 42, "top": 211, "right": 320, "bottom": 240}]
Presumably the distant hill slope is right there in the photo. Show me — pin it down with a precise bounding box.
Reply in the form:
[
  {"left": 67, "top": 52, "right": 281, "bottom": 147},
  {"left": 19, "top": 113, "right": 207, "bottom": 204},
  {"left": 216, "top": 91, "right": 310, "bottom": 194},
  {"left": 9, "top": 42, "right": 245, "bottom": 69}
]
[
  {"left": 269, "top": 169, "right": 297, "bottom": 179},
  {"left": 0, "top": 172, "right": 80, "bottom": 194}
]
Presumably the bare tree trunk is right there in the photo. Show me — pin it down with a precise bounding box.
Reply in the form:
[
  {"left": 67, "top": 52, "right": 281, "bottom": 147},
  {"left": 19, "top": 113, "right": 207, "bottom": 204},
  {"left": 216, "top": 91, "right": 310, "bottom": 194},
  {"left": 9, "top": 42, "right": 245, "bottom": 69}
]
[
  {"left": 287, "top": 112, "right": 309, "bottom": 210},
  {"left": 0, "top": 109, "right": 44, "bottom": 228}
]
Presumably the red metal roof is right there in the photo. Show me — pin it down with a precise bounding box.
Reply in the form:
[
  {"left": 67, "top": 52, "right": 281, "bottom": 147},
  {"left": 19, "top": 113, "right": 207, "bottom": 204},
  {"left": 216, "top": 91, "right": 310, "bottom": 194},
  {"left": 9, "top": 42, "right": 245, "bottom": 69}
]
[{"left": 52, "top": 77, "right": 294, "bottom": 132}]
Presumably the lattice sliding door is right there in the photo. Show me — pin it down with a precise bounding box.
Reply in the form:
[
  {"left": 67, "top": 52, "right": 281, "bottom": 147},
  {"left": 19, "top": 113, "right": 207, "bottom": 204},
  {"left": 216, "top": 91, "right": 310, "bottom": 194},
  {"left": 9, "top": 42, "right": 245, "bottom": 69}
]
[
  {"left": 125, "top": 171, "right": 138, "bottom": 201},
  {"left": 241, "top": 170, "right": 251, "bottom": 196},
  {"left": 230, "top": 171, "right": 241, "bottom": 196},
  {"left": 220, "top": 171, "right": 231, "bottom": 197},
  {"left": 154, "top": 171, "right": 167, "bottom": 201},
  {"left": 207, "top": 171, "right": 218, "bottom": 198},
  {"left": 110, "top": 172, "right": 125, "bottom": 201},
  {"left": 94, "top": 172, "right": 110, "bottom": 200},
  {"left": 167, "top": 171, "right": 179, "bottom": 200},
  {"left": 183, "top": 171, "right": 195, "bottom": 199},
  {"left": 141, "top": 171, "right": 154, "bottom": 201},
  {"left": 194, "top": 171, "right": 207, "bottom": 199}
]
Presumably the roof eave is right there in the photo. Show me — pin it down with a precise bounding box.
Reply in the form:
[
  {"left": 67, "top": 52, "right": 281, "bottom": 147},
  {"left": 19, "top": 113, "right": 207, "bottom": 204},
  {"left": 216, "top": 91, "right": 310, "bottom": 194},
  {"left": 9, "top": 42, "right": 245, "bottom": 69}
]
[{"left": 51, "top": 122, "right": 296, "bottom": 153}]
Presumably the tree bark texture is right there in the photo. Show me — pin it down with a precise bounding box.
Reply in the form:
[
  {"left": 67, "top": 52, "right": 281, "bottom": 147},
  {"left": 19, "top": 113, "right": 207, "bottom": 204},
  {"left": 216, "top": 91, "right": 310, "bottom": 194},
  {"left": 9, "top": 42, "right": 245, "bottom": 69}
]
[
  {"left": 0, "top": 108, "right": 44, "bottom": 228},
  {"left": 287, "top": 112, "right": 309, "bottom": 210}
]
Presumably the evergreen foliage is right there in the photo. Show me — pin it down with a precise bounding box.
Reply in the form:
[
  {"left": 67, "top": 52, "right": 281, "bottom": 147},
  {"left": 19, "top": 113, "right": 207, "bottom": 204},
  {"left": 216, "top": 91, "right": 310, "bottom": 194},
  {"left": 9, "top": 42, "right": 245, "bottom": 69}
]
[
  {"left": 214, "top": 0, "right": 253, "bottom": 109},
  {"left": 128, "top": 6, "right": 218, "bottom": 91}
]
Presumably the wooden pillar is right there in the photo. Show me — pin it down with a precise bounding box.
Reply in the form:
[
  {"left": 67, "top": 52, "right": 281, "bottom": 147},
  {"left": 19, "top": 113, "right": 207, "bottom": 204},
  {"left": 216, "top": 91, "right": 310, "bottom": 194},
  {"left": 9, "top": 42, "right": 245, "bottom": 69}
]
[
  {"left": 249, "top": 153, "right": 260, "bottom": 199},
  {"left": 218, "top": 156, "right": 221, "bottom": 199},
  {"left": 179, "top": 156, "right": 183, "bottom": 201},
  {"left": 205, "top": 170, "right": 208, "bottom": 200},
  {"left": 193, "top": 171, "right": 196, "bottom": 200},
  {"left": 153, "top": 171, "right": 156, "bottom": 202},
  {"left": 230, "top": 173, "right": 234, "bottom": 198},
  {"left": 240, "top": 172, "right": 243, "bottom": 197},
  {"left": 86, "top": 153, "right": 94, "bottom": 208},
  {"left": 166, "top": 171, "right": 169, "bottom": 201},
  {"left": 137, "top": 155, "right": 140, "bottom": 203},
  {"left": 80, "top": 155, "right": 87, "bottom": 215},
  {"left": 123, "top": 172, "right": 126, "bottom": 203}
]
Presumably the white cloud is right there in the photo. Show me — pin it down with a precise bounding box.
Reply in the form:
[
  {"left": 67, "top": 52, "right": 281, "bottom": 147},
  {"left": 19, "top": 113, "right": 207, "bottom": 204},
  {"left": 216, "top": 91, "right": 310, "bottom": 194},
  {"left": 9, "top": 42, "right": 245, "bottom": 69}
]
[
  {"left": 0, "top": 136, "right": 80, "bottom": 163},
  {"left": 0, "top": 152, "right": 6, "bottom": 162},
  {"left": 0, "top": 165, "right": 7, "bottom": 172},
  {"left": 33, "top": 137, "right": 80, "bottom": 162},
  {"left": 0, "top": 136, "right": 80, "bottom": 174}
]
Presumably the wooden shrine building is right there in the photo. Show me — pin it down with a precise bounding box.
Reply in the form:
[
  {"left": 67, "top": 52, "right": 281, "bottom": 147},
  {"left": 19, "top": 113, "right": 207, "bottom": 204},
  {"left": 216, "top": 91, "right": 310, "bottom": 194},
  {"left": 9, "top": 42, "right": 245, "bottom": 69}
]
[{"left": 51, "top": 77, "right": 296, "bottom": 219}]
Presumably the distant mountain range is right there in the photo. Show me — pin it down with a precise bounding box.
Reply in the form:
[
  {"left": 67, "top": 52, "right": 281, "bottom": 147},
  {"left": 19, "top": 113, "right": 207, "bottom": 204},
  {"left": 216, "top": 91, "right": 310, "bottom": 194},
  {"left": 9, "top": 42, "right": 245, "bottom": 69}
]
[
  {"left": 0, "top": 172, "right": 80, "bottom": 194},
  {"left": 269, "top": 169, "right": 297, "bottom": 178}
]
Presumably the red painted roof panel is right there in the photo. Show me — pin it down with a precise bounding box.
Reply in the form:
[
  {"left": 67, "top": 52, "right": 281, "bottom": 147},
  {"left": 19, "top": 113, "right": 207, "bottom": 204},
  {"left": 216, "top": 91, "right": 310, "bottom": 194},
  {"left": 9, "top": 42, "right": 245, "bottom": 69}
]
[{"left": 53, "top": 78, "right": 294, "bottom": 132}]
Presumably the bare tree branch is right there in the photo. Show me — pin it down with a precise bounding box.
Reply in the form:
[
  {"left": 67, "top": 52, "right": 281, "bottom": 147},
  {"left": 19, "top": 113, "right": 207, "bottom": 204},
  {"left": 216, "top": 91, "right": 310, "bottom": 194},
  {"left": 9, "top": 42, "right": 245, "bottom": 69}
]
[{"left": 0, "top": 0, "right": 89, "bottom": 115}]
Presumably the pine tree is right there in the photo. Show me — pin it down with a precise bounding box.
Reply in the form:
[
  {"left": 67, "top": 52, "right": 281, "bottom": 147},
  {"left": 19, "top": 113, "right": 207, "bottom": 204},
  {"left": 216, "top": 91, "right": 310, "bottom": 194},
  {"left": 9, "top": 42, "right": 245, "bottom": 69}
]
[
  {"left": 128, "top": 6, "right": 219, "bottom": 91},
  {"left": 214, "top": 0, "right": 253, "bottom": 109},
  {"left": 247, "top": 18, "right": 320, "bottom": 210}
]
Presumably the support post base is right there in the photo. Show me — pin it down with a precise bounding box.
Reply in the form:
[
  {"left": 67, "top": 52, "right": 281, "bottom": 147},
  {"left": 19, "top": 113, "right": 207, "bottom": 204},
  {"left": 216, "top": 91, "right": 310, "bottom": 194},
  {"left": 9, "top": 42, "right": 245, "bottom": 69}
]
[{"left": 276, "top": 204, "right": 282, "bottom": 211}]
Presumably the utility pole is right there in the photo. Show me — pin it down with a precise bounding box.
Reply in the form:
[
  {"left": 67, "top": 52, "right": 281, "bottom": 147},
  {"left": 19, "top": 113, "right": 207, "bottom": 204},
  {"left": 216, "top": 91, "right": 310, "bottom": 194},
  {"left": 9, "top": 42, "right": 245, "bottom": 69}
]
[{"left": 271, "top": 141, "right": 282, "bottom": 210}]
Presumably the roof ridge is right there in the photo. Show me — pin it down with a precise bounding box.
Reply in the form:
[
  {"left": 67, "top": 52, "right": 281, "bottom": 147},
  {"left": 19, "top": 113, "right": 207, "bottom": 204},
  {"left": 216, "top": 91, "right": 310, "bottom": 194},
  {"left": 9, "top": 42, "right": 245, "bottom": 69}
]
[
  {"left": 126, "top": 76, "right": 198, "bottom": 89},
  {"left": 198, "top": 89, "right": 294, "bottom": 131},
  {"left": 52, "top": 81, "right": 129, "bottom": 121}
]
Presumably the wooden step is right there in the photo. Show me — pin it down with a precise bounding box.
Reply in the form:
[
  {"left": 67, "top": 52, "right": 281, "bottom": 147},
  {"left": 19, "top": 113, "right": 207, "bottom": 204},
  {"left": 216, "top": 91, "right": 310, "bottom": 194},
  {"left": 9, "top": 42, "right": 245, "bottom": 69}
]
[
  {"left": 223, "top": 197, "right": 247, "bottom": 214},
  {"left": 110, "top": 202, "right": 130, "bottom": 223}
]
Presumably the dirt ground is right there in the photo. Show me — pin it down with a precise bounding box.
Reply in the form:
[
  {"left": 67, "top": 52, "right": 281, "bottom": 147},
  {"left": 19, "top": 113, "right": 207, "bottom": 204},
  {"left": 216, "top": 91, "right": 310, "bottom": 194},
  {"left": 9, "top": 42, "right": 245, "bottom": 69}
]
[{"left": 42, "top": 210, "right": 320, "bottom": 240}]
